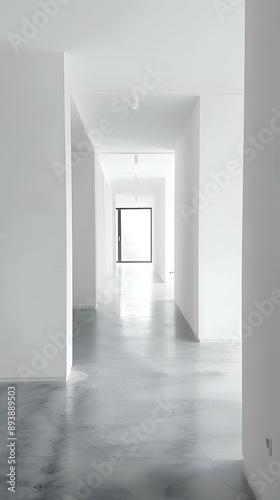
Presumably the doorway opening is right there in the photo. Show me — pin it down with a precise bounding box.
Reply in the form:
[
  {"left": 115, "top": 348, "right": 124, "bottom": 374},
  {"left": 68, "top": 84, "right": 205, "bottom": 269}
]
[{"left": 116, "top": 208, "right": 152, "bottom": 263}]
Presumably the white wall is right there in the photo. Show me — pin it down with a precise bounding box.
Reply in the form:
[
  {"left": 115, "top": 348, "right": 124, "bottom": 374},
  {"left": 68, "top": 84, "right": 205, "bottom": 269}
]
[
  {"left": 165, "top": 166, "right": 175, "bottom": 283},
  {"left": 199, "top": 95, "right": 244, "bottom": 340},
  {"left": 73, "top": 152, "right": 95, "bottom": 306},
  {"left": 0, "top": 54, "right": 71, "bottom": 381},
  {"left": 116, "top": 194, "right": 154, "bottom": 208},
  {"left": 116, "top": 194, "right": 154, "bottom": 266},
  {"left": 154, "top": 181, "right": 166, "bottom": 282},
  {"left": 175, "top": 99, "right": 200, "bottom": 340},
  {"left": 95, "top": 159, "right": 106, "bottom": 299},
  {"left": 243, "top": 2, "right": 280, "bottom": 499},
  {"left": 175, "top": 96, "right": 243, "bottom": 342},
  {"left": 115, "top": 181, "right": 173, "bottom": 284},
  {"left": 115, "top": 192, "right": 168, "bottom": 282},
  {"left": 65, "top": 63, "right": 73, "bottom": 379},
  {"left": 72, "top": 102, "right": 95, "bottom": 308},
  {"left": 104, "top": 178, "right": 114, "bottom": 280},
  {"left": 95, "top": 157, "right": 114, "bottom": 304}
]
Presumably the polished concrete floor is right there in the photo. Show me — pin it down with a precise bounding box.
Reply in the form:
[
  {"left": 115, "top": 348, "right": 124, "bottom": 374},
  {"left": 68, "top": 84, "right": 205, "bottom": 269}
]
[{"left": 0, "top": 265, "right": 255, "bottom": 499}]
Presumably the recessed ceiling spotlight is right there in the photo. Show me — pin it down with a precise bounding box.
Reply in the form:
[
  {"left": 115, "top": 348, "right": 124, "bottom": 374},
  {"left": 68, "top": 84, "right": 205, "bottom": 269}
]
[{"left": 132, "top": 94, "right": 139, "bottom": 110}]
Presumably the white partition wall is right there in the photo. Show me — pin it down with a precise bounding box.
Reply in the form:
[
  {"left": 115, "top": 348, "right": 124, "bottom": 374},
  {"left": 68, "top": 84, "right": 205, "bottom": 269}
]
[
  {"left": 95, "top": 158, "right": 106, "bottom": 301},
  {"left": 175, "top": 95, "right": 243, "bottom": 341},
  {"left": 65, "top": 65, "right": 73, "bottom": 379},
  {"left": 72, "top": 100, "right": 95, "bottom": 309},
  {"left": 154, "top": 181, "right": 166, "bottom": 282},
  {"left": 95, "top": 158, "right": 115, "bottom": 305},
  {"left": 104, "top": 177, "right": 114, "bottom": 280},
  {"left": 165, "top": 166, "right": 175, "bottom": 282},
  {"left": 199, "top": 95, "right": 244, "bottom": 341},
  {"left": 72, "top": 150, "right": 95, "bottom": 307},
  {"left": 243, "top": 2, "right": 280, "bottom": 498},
  {"left": 175, "top": 99, "right": 200, "bottom": 340},
  {"left": 0, "top": 54, "right": 72, "bottom": 382}
]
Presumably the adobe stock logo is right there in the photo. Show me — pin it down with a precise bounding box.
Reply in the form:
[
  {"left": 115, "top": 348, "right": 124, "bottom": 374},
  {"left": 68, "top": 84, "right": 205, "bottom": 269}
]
[
  {"left": 213, "top": 0, "right": 244, "bottom": 22},
  {"left": 63, "top": 397, "right": 178, "bottom": 500},
  {"left": 224, "top": 288, "right": 280, "bottom": 352},
  {"left": 178, "top": 160, "right": 241, "bottom": 223},
  {"left": 7, "top": 0, "right": 71, "bottom": 53},
  {"left": 240, "top": 108, "right": 280, "bottom": 163}
]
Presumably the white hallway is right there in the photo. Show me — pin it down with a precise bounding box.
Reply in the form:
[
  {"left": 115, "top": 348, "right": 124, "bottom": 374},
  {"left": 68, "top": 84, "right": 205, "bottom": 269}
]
[{"left": 0, "top": 1, "right": 280, "bottom": 499}]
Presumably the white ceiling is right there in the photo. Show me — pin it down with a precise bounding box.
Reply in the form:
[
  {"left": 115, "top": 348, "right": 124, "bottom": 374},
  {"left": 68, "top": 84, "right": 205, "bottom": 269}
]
[
  {"left": 0, "top": 0, "right": 244, "bottom": 193},
  {"left": 99, "top": 153, "right": 174, "bottom": 192},
  {"left": 73, "top": 94, "right": 198, "bottom": 153}
]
